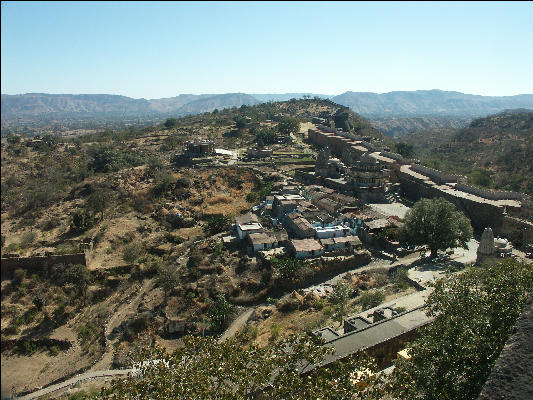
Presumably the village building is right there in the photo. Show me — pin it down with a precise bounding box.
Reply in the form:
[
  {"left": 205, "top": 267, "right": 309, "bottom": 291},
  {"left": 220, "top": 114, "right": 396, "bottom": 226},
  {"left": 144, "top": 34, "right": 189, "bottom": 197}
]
[
  {"left": 246, "top": 147, "right": 273, "bottom": 159},
  {"left": 235, "top": 213, "right": 264, "bottom": 240},
  {"left": 184, "top": 138, "right": 215, "bottom": 156},
  {"left": 247, "top": 232, "right": 280, "bottom": 253},
  {"left": 272, "top": 194, "right": 306, "bottom": 218},
  {"left": 289, "top": 238, "right": 324, "bottom": 258},
  {"left": 320, "top": 235, "right": 362, "bottom": 253},
  {"left": 284, "top": 212, "right": 316, "bottom": 239},
  {"left": 315, "top": 225, "right": 351, "bottom": 239}
]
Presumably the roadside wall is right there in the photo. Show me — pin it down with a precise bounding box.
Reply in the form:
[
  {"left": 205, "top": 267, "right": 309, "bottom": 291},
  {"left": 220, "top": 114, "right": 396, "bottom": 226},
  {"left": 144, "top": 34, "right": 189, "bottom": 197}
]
[{"left": 1, "top": 253, "right": 87, "bottom": 279}]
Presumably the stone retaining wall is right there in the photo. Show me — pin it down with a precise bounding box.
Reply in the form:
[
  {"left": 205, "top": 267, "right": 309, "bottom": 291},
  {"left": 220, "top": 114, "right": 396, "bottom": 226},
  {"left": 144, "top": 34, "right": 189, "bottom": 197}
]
[{"left": 1, "top": 253, "right": 87, "bottom": 278}]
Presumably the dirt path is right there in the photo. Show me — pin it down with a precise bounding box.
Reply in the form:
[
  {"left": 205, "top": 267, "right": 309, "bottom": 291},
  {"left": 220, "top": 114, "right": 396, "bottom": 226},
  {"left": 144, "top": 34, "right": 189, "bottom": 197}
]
[
  {"left": 218, "top": 308, "right": 254, "bottom": 343},
  {"left": 14, "top": 369, "right": 134, "bottom": 400},
  {"left": 90, "top": 279, "right": 155, "bottom": 372}
]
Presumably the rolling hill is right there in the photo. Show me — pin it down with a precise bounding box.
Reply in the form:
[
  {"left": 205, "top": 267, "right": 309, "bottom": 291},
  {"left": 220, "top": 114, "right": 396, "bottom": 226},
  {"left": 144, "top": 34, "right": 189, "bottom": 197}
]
[
  {"left": 402, "top": 109, "right": 533, "bottom": 194},
  {"left": 331, "top": 90, "right": 533, "bottom": 118}
]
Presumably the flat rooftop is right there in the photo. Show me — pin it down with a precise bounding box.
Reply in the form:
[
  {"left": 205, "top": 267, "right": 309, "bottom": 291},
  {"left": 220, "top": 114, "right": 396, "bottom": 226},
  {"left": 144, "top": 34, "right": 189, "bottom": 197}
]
[
  {"left": 239, "top": 223, "right": 263, "bottom": 231},
  {"left": 368, "top": 203, "right": 411, "bottom": 219},
  {"left": 306, "top": 307, "right": 432, "bottom": 370}
]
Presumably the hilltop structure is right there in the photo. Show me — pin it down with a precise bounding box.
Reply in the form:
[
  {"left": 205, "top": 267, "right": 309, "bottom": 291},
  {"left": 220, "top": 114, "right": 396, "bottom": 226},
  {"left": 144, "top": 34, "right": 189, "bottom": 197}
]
[{"left": 300, "top": 121, "right": 533, "bottom": 246}]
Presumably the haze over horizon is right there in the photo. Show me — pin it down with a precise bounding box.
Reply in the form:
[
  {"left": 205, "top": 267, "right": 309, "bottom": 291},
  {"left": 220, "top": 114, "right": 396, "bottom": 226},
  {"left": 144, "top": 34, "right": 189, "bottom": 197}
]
[{"left": 2, "top": 1, "right": 533, "bottom": 98}]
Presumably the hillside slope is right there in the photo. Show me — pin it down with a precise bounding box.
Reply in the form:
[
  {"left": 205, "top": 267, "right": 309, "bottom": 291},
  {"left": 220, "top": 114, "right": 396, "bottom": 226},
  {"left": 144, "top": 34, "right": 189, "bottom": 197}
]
[
  {"left": 370, "top": 116, "right": 471, "bottom": 137},
  {"left": 404, "top": 109, "right": 533, "bottom": 194}
]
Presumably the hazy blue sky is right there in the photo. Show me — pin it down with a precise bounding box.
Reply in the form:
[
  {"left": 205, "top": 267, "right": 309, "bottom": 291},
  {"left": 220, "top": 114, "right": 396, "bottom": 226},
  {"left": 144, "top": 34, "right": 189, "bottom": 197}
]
[{"left": 2, "top": 1, "right": 532, "bottom": 98}]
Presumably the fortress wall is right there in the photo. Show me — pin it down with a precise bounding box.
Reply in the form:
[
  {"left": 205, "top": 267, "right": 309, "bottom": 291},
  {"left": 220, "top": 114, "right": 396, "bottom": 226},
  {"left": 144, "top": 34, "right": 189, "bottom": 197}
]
[
  {"left": 1, "top": 253, "right": 87, "bottom": 279},
  {"left": 411, "top": 164, "right": 463, "bottom": 184},
  {"left": 329, "top": 135, "right": 352, "bottom": 156},
  {"left": 501, "top": 216, "right": 533, "bottom": 246},
  {"left": 398, "top": 171, "right": 505, "bottom": 234},
  {"left": 380, "top": 151, "right": 405, "bottom": 163},
  {"left": 308, "top": 129, "right": 331, "bottom": 148},
  {"left": 455, "top": 183, "right": 529, "bottom": 202}
]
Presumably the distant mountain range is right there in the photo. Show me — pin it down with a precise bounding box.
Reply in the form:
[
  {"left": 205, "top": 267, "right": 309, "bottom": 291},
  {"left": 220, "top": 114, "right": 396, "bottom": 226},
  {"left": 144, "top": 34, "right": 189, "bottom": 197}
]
[
  {"left": 330, "top": 90, "right": 533, "bottom": 118},
  {"left": 0, "top": 92, "right": 259, "bottom": 119},
  {"left": 2, "top": 90, "right": 533, "bottom": 131}
]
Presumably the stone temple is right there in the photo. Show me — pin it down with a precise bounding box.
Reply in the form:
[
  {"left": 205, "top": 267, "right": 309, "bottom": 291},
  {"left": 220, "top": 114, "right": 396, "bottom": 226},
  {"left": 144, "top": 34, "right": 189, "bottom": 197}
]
[{"left": 477, "top": 227, "right": 513, "bottom": 264}]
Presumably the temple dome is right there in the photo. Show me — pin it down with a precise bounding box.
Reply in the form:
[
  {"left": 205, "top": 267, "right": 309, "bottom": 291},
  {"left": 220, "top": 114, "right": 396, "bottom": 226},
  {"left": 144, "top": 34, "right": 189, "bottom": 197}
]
[{"left": 360, "top": 152, "right": 377, "bottom": 164}]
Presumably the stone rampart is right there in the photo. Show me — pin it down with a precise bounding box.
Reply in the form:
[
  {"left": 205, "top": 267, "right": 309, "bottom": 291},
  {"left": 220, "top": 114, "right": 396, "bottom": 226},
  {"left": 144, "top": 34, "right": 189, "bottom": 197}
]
[
  {"left": 1, "top": 253, "right": 87, "bottom": 279},
  {"left": 501, "top": 216, "right": 533, "bottom": 246},
  {"left": 455, "top": 183, "right": 529, "bottom": 202},
  {"left": 380, "top": 151, "right": 405, "bottom": 163},
  {"left": 411, "top": 164, "right": 463, "bottom": 184},
  {"left": 398, "top": 169, "right": 505, "bottom": 234}
]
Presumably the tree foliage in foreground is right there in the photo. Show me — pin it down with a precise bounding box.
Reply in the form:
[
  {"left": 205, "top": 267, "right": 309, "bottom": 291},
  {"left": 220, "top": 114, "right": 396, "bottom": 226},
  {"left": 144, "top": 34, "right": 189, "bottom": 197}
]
[
  {"left": 400, "top": 197, "right": 473, "bottom": 257},
  {"left": 389, "top": 259, "right": 533, "bottom": 400},
  {"left": 95, "top": 334, "right": 381, "bottom": 399}
]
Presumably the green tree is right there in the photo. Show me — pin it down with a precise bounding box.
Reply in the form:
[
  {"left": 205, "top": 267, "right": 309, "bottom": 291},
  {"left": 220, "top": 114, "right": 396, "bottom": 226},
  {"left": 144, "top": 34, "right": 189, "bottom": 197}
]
[
  {"left": 329, "top": 280, "right": 352, "bottom": 326},
  {"left": 89, "top": 146, "right": 124, "bottom": 173},
  {"left": 64, "top": 264, "right": 91, "bottom": 298},
  {"left": 95, "top": 333, "right": 381, "bottom": 399},
  {"left": 86, "top": 188, "right": 114, "bottom": 221},
  {"left": 277, "top": 117, "right": 300, "bottom": 135},
  {"left": 357, "top": 290, "right": 385, "bottom": 311},
  {"left": 400, "top": 197, "right": 473, "bottom": 258},
  {"left": 234, "top": 116, "right": 248, "bottom": 130},
  {"left": 468, "top": 169, "right": 491, "bottom": 187},
  {"left": 254, "top": 127, "right": 278, "bottom": 145},
  {"left": 395, "top": 142, "right": 414, "bottom": 158},
  {"left": 123, "top": 242, "right": 142, "bottom": 264},
  {"left": 203, "top": 215, "right": 230, "bottom": 236},
  {"left": 71, "top": 209, "right": 95, "bottom": 232},
  {"left": 164, "top": 118, "right": 179, "bottom": 129},
  {"left": 154, "top": 259, "right": 180, "bottom": 301},
  {"left": 271, "top": 256, "right": 305, "bottom": 281},
  {"left": 389, "top": 259, "right": 533, "bottom": 400},
  {"left": 207, "top": 293, "right": 233, "bottom": 332}
]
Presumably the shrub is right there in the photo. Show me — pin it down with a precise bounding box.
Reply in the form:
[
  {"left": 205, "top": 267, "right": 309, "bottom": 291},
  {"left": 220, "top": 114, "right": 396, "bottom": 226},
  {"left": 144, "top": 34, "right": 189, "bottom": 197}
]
[
  {"left": 314, "top": 298, "right": 326, "bottom": 310},
  {"left": 49, "top": 345, "right": 60, "bottom": 356},
  {"left": 33, "top": 292, "right": 46, "bottom": 311},
  {"left": 358, "top": 290, "right": 385, "bottom": 311},
  {"left": 123, "top": 242, "right": 142, "bottom": 264},
  {"left": 246, "top": 325, "right": 259, "bottom": 339},
  {"left": 391, "top": 268, "right": 411, "bottom": 290},
  {"left": 270, "top": 323, "right": 281, "bottom": 341},
  {"left": 40, "top": 217, "right": 61, "bottom": 231},
  {"left": 13, "top": 268, "right": 26, "bottom": 284},
  {"left": 203, "top": 215, "right": 230, "bottom": 236},
  {"left": 71, "top": 209, "right": 95, "bottom": 232},
  {"left": 19, "top": 230, "right": 37, "bottom": 248}
]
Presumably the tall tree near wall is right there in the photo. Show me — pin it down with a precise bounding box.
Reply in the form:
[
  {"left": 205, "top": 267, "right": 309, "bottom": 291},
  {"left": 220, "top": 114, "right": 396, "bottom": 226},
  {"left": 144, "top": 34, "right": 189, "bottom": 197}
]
[{"left": 399, "top": 197, "right": 473, "bottom": 258}]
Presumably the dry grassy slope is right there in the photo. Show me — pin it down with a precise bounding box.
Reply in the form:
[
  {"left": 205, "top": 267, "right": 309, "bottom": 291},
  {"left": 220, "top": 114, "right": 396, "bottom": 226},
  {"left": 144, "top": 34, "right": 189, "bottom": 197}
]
[{"left": 402, "top": 110, "right": 533, "bottom": 194}]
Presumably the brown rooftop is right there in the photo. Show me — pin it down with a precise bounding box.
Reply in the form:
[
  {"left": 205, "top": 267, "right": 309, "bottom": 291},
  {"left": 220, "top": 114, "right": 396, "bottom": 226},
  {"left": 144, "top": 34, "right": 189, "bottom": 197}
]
[
  {"left": 235, "top": 212, "right": 259, "bottom": 226},
  {"left": 248, "top": 232, "right": 277, "bottom": 246},
  {"left": 291, "top": 238, "right": 323, "bottom": 252}
]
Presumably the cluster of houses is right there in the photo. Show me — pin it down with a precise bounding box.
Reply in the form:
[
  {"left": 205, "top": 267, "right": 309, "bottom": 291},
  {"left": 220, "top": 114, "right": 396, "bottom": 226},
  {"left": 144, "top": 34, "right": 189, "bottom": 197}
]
[{"left": 224, "top": 175, "right": 411, "bottom": 260}]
